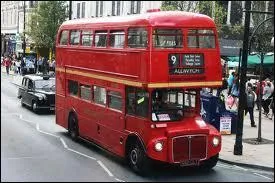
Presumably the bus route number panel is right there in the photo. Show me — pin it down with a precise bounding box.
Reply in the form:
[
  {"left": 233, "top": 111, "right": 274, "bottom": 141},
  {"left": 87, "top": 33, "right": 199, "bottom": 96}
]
[{"left": 168, "top": 53, "right": 204, "bottom": 75}]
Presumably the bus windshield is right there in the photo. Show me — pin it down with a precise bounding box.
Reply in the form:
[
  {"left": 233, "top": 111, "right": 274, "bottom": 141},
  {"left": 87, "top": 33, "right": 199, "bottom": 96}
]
[{"left": 151, "top": 89, "right": 197, "bottom": 122}]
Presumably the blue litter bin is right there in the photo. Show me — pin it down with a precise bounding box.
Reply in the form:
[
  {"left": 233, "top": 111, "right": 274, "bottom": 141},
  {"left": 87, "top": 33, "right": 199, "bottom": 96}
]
[{"left": 200, "top": 91, "right": 237, "bottom": 134}]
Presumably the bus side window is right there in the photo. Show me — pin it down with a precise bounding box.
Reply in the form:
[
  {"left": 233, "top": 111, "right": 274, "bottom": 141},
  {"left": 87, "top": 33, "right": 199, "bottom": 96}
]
[
  {"left": 127, "top": 28, "right": 147, "bottom": 48},
  {"left": 68, "top": 80, "right": 79, "bottom": 96},
  {"left": 70, "top": 30, "right": 81, "bottom": 45},
  {"left": 95, "top": 31, "right": 107, "bottom": 47},
  {"left": 59, "top": 30, "right": 69, "bottom": 45},
  {"left": 126, "top": 86, "right": 148, "bottom": 118},
  {"left": 93, "top": 86, "right": 106, "bottom": 105}
]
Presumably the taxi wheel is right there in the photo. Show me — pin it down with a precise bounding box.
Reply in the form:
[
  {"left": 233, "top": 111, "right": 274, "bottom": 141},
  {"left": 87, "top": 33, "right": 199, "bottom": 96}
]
[
  {"left": 32, "top": 101, "right": 38, "bottom": 113},
  {"left": 69, "top": 114, "right": 79, "bottom": 141}
]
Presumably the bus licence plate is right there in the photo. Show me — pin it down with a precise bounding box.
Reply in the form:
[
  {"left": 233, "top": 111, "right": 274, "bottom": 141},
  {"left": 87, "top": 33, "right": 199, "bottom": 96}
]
[{"left": 180, "top": 159, "right": 199, "bottom": 167}]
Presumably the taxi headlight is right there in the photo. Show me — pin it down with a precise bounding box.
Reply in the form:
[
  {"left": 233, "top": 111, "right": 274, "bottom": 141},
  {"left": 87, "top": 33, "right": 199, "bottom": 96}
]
[
  {"left": 154, "top": 142, "right": 163, "bottom": 152},
  {"left": 38, "top": 95, "right": 43, "bottom": 100},
  {"left": 212, "top": 137, "right": 220, "bottom": 147}
]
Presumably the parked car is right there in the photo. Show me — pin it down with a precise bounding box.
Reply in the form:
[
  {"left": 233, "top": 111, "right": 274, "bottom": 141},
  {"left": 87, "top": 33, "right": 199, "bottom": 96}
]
[{"left": 17, "top": 74, "right": 55, "bottom": 113}]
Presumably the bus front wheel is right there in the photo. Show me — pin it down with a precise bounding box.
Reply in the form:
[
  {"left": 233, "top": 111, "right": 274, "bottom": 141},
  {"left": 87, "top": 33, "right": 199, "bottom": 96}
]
[
  {"left": 127, "top": 141, "right": 151, "bottom": 175},
  {"left": 199, "top": 153, "right": 219, "bottom": 171},
  {"left": 68, "top": 114, "right": 79, "bottom": 141}
]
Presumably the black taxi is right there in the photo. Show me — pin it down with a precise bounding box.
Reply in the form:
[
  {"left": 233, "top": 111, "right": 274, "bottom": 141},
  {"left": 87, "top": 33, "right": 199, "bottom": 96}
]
[{"left": 17, "top": 74, "right": 55, "bottom": 113}]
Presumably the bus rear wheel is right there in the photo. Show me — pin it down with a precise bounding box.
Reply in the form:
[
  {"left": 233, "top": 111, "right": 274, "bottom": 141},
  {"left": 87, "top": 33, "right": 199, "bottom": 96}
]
[
  {"left": 68, "top": 114, "right": 79, "bottom": 141},
  {"left": 127, "top": 141, "right": 151, "bottom": 175}
]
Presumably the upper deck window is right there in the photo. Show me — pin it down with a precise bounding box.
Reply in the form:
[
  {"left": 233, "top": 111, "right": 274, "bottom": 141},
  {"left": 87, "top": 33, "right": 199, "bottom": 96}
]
[
  {"left": 187, "top": 29, "right": 215, "bottom": 48},
  {"left": 95, "top": 31, "right": 107, "bottom": 47},
  {"left": 81, "top": 30, "right": 93, "bottom": 46},
  {"left": 127, "top": 28, "right": 147, "bottom": 48},
  {"left": 153, "top": 29, "right": 183, "bottom": 48},
  {"left": 70, "top": 30, "right": 81, "bottom": 45},
  {"left": 110, "top": 30, "right": 125, "bottom": 48},
  {"left": 59, "top": 30, "right": 69, "bottom": 45}
]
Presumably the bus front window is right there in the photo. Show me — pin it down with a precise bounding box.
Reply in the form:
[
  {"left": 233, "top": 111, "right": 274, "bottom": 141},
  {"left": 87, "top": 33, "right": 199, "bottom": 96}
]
[{"left": 152, "top": 89, "right": 184, "bottom": 122}]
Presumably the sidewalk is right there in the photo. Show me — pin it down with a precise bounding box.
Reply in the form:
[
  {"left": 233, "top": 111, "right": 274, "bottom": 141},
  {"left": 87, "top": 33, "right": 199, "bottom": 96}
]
[
  {"left": 219, "top": 109, "right": 274, "bottom": 171},
  {"left": 2, "top": 66, "right": 274, "bottom": 171}
]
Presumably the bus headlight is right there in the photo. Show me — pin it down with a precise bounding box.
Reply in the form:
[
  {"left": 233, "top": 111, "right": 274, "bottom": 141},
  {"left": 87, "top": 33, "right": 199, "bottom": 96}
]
[
  {"left": 212, "top": 137, "right": 220, "bottom": 147},
  {"left": 154, "top": 141, "right": 163, "bottom": 152}
]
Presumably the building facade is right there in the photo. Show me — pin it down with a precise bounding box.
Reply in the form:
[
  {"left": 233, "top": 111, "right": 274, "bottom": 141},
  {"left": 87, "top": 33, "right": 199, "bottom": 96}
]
[
  {"left": 71, "top": 1, "right": 162, "bottom": 19},
  {"left": 1, "top": 1, "right": 38, "bottom": 56}
]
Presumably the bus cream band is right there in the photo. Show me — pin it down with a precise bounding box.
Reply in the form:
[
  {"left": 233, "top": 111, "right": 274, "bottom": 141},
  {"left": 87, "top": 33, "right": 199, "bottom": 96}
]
[{"left": 55, "top": 67, "right": 222, "bottom": 88}]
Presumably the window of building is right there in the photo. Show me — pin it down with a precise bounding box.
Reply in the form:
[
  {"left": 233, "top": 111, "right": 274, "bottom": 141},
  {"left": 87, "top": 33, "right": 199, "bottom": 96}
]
[
  {"left": 81, "top": 30, "right": 93, "bottom": 46},
  {"left": 187, "top": 29, "right": 215, "bottom": 48},
  {"left": 126, "top": 87, "right": 148, "bottom": 118},
  {"left": 68, "top": 80, "right": 79, "bottom": 96},
  {"left": 80, "top": 84, "right": 92, "bottom": 101},
  {"left": 77, "top": 3, "right": 81, "bottom": 18},
  {"left": 59, "top": 30, "right": 69, "bottom": 45},
  {"left": 94, "top": 86, "right": 106, "bottom": 105},
  {"left": 108, "top": 91, "right": 122, "bottom": 111},
  {"left": 130, "top": 1, "right": 141, "bottom": 14},
  {"left": 70, "top": 30, "right": 81, "bottom": 45},
  {"left": 95, "top": 31, "right": 107, "bottom": 47},
  {"left": 110, "top": 30, "right": 125, "bottom": 48},
  {"left": 128, "top": 28, "right": 148, "bottom": 48},
  {"left": 153, "top": 29, "right": 183, "bottom": 48},
  {"left": 112, "top": 1, "right": 121, "bottom": 16},
  {"left": 81, "top": 2, "right": 85, "bottom": 18},
  {"left": 96, "top": 1, "right": 103, "bottom": 17}
]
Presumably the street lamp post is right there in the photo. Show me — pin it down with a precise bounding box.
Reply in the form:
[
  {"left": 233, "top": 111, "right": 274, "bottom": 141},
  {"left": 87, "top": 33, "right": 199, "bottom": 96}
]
[
  {"left": 233, "top": 0, "right": 251, "bottom": 155},
  {"left": 23, "top": 1, "right": 26, "bottom": 58}
]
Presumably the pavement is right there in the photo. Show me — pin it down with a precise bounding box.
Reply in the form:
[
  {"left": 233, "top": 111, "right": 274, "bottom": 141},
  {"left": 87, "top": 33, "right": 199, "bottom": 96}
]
[{"left": 1, "top": 66, "right": 274, "bottom": 172}]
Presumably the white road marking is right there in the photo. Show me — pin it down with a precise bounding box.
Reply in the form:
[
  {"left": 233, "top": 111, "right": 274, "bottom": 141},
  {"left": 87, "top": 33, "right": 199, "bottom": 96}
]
[
  {"left": 60, "top": 138, "right": 68, "bottom": 149},
  {"left": 233, "top": 165, "right": 248, "bottom": 171},
  {"left": 115, "top": 178, "right": 125, "bottom": 182},
  {"left": 36, "top": 124, "right": 59, "bottom": 138},
  {"left": 97, "top": 160, "right": 114, "bottom": 177},
  {"left": 253, "top": 172, "right": 274, "bottom": 181},
  {"left": 12, "top": 113, "right": 125, "bottom": 181},
  {"left": 67, "top": 148, "right": 96, "bottom": 160},
  {"left": 4, "top": 156, "right": 47, "bottom": 160}
]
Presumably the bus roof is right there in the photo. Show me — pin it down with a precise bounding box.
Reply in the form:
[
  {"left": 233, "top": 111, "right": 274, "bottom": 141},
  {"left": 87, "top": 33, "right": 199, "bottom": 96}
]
[{"left": 60, "top": 11, "right": 216, "bottom": 29}]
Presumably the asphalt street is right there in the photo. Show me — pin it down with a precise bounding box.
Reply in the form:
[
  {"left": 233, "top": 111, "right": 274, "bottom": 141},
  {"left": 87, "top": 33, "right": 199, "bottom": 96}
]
[{"left": 1, "top": 73, "right": 274, "bottom": 182}]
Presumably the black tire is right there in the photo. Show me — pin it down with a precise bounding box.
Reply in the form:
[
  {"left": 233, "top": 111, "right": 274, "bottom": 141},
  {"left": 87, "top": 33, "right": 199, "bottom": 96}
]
[
  {"left": 199, "top": 154, "right": 219, "bottom": 171},
  {"left": 32, "top": 101, "right": 39, "bottom": 113},
  {"left": 127, "top": 141, "right": 151, "bottom": 175},
  {"left": 68, "top": 114, "right": 79, "bottom": 141}
]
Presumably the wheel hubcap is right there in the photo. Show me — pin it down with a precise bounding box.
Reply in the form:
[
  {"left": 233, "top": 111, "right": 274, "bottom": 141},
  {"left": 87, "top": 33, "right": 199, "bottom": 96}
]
[{"left": 130, "top": 149, "right": 138, "bottom": 165}]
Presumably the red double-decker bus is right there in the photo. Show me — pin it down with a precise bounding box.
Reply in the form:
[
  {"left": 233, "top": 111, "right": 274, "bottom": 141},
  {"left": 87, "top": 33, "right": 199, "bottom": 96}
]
[{"left": 55, "top": 11, "right": 223, "bottom": 174}]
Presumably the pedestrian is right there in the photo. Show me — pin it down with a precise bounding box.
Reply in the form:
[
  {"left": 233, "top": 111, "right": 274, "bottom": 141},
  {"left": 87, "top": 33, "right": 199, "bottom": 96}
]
[
  {"left": 20, "top": 57, "right": 26, "bottom": 75},
  {"left": 245, "top": 86, "right": 257, "bottom": 127},
  {"left": 3, "top": 56, "right": 12, "bottom": 75},
  {"left": 255, "top": 80, "right": 265, "bottom": 110},
  {"left": 229, "top": 75, "right": 239, "bottom": 109},
  {"left": 227, "top": 72, "right": 235, "bottom": 95},
  {"left": 38, "top": 57, "right": 43, "bottom": 73},
  {"left": 42, "top": 57, "right": 48, "bottom": 74},
  {"left": 15, "top": 58, "right": 21, "bottom": 74},
  {"left": 33, "top": 57, "right": 38, "bottom": 74},
  {"left": 262, "top": 81, "right": 273, "bottom": 117},
  {"left": 269, "top": 95, "right": 274, "bottom": 120}
]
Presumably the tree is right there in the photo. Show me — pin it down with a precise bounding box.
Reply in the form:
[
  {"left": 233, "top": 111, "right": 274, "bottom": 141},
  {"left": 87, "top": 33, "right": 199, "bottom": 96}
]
[
  {"left": 26, "top": 1, "right": 68, "bottom": 56},
  {"left": 161, "top": 1, "right": 226, "bottom": 33}
]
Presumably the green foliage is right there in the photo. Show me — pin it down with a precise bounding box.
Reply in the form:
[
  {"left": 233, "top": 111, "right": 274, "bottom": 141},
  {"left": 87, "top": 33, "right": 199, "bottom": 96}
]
[
  {"left": 26, "top": 1, "right": 68, "bottom": 52},
  {"left": 161, "top": 1, "right": 226, "bottom": 33}
]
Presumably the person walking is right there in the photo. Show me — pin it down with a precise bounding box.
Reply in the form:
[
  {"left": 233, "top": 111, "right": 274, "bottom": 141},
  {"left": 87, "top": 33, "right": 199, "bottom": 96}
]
[
  {"left": 262, "top": 81, "right": 273, "bottom": 117},
  {"left": 245, "top": 86, "right": 257, "bottom": 127},
  {"left": 3, "top": 56, "right": 12, "bottom": 75},
  {"left": 229, "top": 75, "right": 239, "bottom": 109},
  {"left": 255, "top": 80, "right": 265, "bottom": 110},
  {"left": 227, "top": 72, "right": 235, "bottom": 95},
  {"left": 15, "top": 58, "right": 21, "bottom": 74}
]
